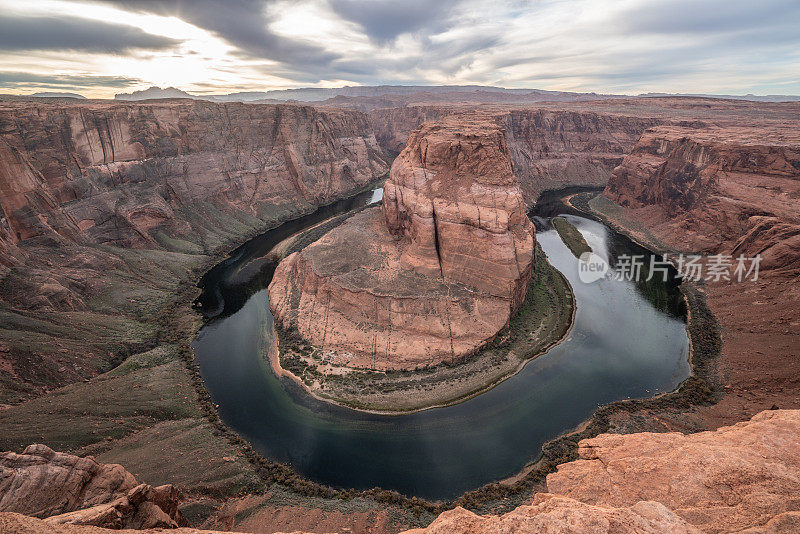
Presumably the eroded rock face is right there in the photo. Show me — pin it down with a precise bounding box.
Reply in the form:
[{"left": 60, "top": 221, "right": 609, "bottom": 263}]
[
  {"left": 402, "top": 495, "right": 699, "bottom": 534},
  {"left": 269, "top": 116, "right": 534, "bottom": 369},
  {"left": 382, "top": 117, "right": 534, "bottom": 302},
  {"left": 0, "top": 444, "right": 183, "bottom": 529},
  {"left": 605, "top": 126, "right": 800, "bottom": 275},
  {"left": 547, "top": 409, "right": 800, "bottom": 533},
  {"left": 0, "top": 100, "right": 388, "bottom": 253}
]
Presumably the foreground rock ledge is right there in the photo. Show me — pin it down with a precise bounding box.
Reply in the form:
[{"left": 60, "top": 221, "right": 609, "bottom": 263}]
[
  {"left": 0, "top": 445, "right": 182, "bottom": 529},
  {"left": 269, "top": 116, "right": 535, "bottom": 370},
  {"left": 3, "top": 410, "right": 799, "bottom": 533}
]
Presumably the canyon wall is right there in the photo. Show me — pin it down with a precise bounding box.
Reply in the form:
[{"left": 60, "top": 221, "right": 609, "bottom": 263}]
[
  {"left": 368, "top": 106, "right": 661, "bottom": 202},
  {"left": 0, "top": 99, "right": 388, "bottom": 402},
  {"left": 501, "top": 109, "right": 662, "bottom": 202},
  {"left": 269, "top": 116, "right": 534, "bottom": 370},
  {"left": 605, "top": 126, "right": 800, "bottom": 275},
  {"left": 0, "top": 100, "right": 388, "bottom": 255}
]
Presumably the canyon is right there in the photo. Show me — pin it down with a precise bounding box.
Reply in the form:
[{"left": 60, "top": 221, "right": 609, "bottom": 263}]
[
  {"left": 0, "top": 94, "right": 799, "bottom": 533},
  {"left": 0, "top": 99, "right": 388, "bottom": 402}
]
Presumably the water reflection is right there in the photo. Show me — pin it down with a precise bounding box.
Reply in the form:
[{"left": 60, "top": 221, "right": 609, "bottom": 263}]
[{"left": 193, "top": 193, "right": 690, "bottom": 500}]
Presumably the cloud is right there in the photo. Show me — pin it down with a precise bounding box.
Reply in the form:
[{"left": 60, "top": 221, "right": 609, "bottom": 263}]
[
  {"left": 0, "top": 71, "right": 141, "bottom": 90},
  {"left": 94, "top": 0, "right": 339, "bottom": 67},
  {"left": 328, "top": 0, "right": 464, "bottom": 42},
  {"left": 0, "top": 15, "right": 179, "bottom": 53},
  {"left": 620, "top": 0, "right": 800, "bottom": 36},
  {"left": 1, "top": 0, "right": 798, "bottom": 96}
]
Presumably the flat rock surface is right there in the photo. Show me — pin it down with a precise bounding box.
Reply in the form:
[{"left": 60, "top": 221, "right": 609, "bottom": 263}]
[{"left": 547, "top": 409, "right": 800, "bottom": 533}]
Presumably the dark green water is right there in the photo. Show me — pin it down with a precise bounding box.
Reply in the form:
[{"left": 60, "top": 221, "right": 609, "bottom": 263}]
[{"left": 192, "top": 189, "right": 690, "bottom": 500}]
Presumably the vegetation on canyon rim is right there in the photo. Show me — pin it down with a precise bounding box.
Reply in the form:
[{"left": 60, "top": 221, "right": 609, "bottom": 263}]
[{"left": 551, "top": 216, "right": 591, "bottom": 259}]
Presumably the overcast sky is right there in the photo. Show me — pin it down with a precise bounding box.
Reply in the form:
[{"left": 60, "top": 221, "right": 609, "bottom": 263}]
[{"left": 1, "top": 0, "right": 798, "bottom": 98}]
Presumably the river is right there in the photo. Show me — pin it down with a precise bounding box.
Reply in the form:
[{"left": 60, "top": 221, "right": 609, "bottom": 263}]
[{"left": 192, "top": 187, "right": 690, "bottom": 500}]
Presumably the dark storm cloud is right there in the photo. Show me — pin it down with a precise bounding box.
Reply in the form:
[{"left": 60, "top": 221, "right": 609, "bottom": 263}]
[
  {"left": 0, "top": 15, "right": 179, "bottom": 53},
  {"left": 93, "top": 0, "right": 338, "bottom": 67},
  {"left": 0, "top": 71, "right": 140, "bottom": 89},
  {"left": 328, "top": 0, "right": 464, "bottom": 42}
]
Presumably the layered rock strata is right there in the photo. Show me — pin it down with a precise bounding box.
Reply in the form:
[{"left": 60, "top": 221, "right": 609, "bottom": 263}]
[
  {"left": 0, "top": 98, "right": 388, "bottom": 400},
  {"left": 605, "top": 126, "right": 800, "bottom": 275},
  {"left": 0, "top": 445, "right": 182, "bottom": 529},
  {"left": 367, "top": 106, "right": 662, "bottom": 202},
  {"left": 269, "top": 117, "right": 534, "bottom": 370},
  {"left": 0, "top": 100, "right": 388, "bottom": 255}
]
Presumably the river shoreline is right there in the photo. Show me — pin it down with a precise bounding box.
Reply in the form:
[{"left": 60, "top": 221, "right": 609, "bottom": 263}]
[{"left": 182, "top": 185, "right": 720, "bottom": 512}]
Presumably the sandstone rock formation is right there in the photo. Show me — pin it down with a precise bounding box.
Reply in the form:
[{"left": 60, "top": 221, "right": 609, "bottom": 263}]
[
  {"left": 403, "top": 495, "right": 699, "bottom": 534},
  {"left": 0, "top": 100, "right": 388, "bottom": 255},
  {"left": 0, "top": 444, "right": 183, "bottom": 529},
  {"left": 0, "top": 98, "right": 388, "bottom": 402},
  {"left": 547, "top": 409, "right": 800, "bottom": 533},
  {"left": 605, "top": 125, "right": 800, "bottom": 275},
  {"left": 399, "top": 410, "right": 800, "bottom": 534},
  {"left": 269, "top": 116, "right": 534, "bottom": 369}
]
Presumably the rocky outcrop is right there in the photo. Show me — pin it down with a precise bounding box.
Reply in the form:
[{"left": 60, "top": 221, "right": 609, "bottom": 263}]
[
  {"left": 0, "top": 445, "right": 183, "bottom": 529},
  {"left": 3, "top": 411, "right": 800, "bottom": 533},
  {"left": 403, "top": 495, "right": 698, "bottom": 533},
  {"left": 269, "top": 116, "right": 534, "bottom": 370},
  {"left": 382, "top": 117, "right": 534, "bottom": 302},
  {"left": 0, "top": 99, "right": 388, "bottom": 254},
  {"left": 547, "top": 409, "right": 800, "bottom": 533},
  {"left": 367, "top": 106, "right": 660, "bottom": 202},
  {"left": 604, "top": 126, "right": 800, "bottom": 275},
  {"left": 402, "top": 410, "right": 800, "bottom": 534}
]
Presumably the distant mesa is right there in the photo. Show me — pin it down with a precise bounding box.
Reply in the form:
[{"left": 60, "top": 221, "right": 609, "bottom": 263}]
[
  {"left": 269, "top": 115, "right": 535, "bottom": 370},
  {"left": 114, "top": 86, "right": 198, "bottom": 101},
  {"left": 31, "top": 92, "right": 86, "bottom": 99},
  {"left": 112, "top": 85, "right": 800, "bottom": 104}
]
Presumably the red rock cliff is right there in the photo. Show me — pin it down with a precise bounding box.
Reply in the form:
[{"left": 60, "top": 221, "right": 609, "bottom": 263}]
[
  {"left": 605, "top": 126, "right": 800, "bottom": 275},
  {"left": 269, "top": 116, "right": 534, "bottom": 370},
  {"left": 368, "top": 106, "right": 660, "bottom": 202},
  {"left": 0, "top": 100, "right": 388, "bottom": 253}
]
